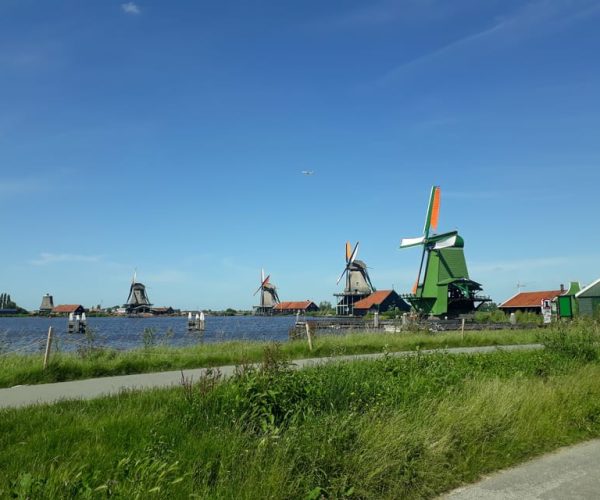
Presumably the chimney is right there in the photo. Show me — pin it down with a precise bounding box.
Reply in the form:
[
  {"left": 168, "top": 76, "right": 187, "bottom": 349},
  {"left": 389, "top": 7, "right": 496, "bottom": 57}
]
[{"left": 560, "top": 284, "right": 565, "bottom": 293}]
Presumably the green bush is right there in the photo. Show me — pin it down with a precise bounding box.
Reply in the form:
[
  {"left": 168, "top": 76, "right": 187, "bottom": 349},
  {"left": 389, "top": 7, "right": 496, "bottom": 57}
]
[{"left": 537, "top": 318, "right": 600, "bottom": 361}]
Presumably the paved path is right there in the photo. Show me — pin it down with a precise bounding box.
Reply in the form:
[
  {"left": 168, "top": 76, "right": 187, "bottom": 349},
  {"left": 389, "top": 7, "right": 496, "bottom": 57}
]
[
  {"left": 443, "top": 439, "right": 600, "bottom": 499},
  {"left": 0, "top": 343, "right": 541, "bottom": 409}
]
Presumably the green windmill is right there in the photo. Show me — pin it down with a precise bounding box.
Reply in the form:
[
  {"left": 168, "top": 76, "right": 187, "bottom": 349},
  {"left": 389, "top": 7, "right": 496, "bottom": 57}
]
[{"left": 400, "top": 186, "right": 489, "bottom": 317}]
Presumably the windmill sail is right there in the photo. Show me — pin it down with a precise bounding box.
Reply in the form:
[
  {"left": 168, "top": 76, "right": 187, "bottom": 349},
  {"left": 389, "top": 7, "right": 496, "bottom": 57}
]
[{"left": 423, "top": 186, "right": 441, "bottom": 236}]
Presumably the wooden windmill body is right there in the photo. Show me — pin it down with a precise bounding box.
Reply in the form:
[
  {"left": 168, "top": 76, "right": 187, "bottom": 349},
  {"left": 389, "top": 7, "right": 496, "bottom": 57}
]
[
  {"left": 253, "top": 269, "right": 280, "bottom": 315},
  {"left": 334, "top": 242, "right": 375, "bottom": 316}
]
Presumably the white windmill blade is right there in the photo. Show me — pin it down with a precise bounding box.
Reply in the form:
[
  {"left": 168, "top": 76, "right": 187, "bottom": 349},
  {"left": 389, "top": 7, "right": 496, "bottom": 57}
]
[
  {"left": 400, "top": 236, "right": 426, "bottom": 248},
  {"left": 349, "top": 241, "right": 359, "bottom": 264},
  {"left": 433, "top": 235, "right": 457, "bottom": 250},
  {"left": 336, "top": 267, "right": 348, "bottom": 285},
  {"left": 261, "top": 268, "right": 265, "bottom": 283}
]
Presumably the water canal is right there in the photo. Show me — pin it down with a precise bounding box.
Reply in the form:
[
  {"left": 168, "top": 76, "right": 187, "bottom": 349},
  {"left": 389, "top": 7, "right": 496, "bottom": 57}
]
[{"left": 0, "top": 316, "right": 297, "bottom": 354}]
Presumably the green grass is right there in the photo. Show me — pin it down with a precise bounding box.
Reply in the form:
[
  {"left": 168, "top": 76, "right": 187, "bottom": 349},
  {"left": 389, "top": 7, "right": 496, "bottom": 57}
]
[
  {"left": 0, "top": 328, "right": 538, "bottom": 388},
  {"left": 1, "top": 341, "right": 600, "bottom": 498}
]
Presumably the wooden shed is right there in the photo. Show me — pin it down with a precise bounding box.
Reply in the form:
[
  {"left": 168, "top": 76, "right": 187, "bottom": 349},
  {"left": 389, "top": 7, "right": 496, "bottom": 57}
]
[{"left": 351, "top": 290, "right": 410, "bottom": 316}]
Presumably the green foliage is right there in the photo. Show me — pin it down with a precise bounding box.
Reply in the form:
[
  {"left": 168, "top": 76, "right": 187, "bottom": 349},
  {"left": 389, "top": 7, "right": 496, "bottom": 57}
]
[
  {"left": 317, "top": 301, "right": 335, "bottom": 315},
  {"left": 474, "top": 309, "right": 508, "bottom": 323},
  {"left": 5, "top": 430, "right": 187, "bottom": 498},
  {"left": 2, "top": 349, "right": 600, "bottom": 498},
  {"left": 0, "top": 293, "right": 16, "bottom": 309},
  {"left": 538, "top": 318, "right": 600, "bottom": 361},
  {"left": 478, "top": 302, "right": 499, "bottom": 312},
  {"left": 0, "top": 328, "right": 540, "bottom": 388}
]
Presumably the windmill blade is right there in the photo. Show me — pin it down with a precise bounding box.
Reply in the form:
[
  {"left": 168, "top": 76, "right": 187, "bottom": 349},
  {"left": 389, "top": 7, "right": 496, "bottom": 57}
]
[
  {"left": 349, "top": 241, "right": 359, "bottom": 264},
  {"left": 261, "top": 268, "right": 265, "bottom": 283},
  {"left": 345, "top": 241, "right": 352, "bottom": 263},
  {"left": 253, "top": 274, "right": 270, "bottom": 296},
  {"left": 433, "top": 234, "right": 457, "bottom": 250},
  {"left": 336, "top": 267, "right": 348, "bottom": 285},
  {"left": 430, "top": 186, "right": 441, "bottom": 232},
  {"left": 423, "top": 185, "right": 441, "bottom": 237},
  {"left": 364, "top": 268, "right": 376, "bottom": 292},
  {"left": 400, "top": 236, "right": 426, "bottom": 248}
]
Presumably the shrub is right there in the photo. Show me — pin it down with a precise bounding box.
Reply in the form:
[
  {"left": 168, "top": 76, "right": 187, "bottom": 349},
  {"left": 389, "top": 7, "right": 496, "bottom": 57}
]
[{"left": 537, "top": 319, "right": 600, "bottom": 361}]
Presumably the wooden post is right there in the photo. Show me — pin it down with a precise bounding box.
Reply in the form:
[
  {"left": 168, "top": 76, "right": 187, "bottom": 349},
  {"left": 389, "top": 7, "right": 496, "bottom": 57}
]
[
  {"left": 43, "top": 326, "right": 53, "bottom": 370},
  {"left": 461, "top": 318, "right": 465, "bottom": 340},
  {"left": 305, "top": 322, "right": 313, "bottom": 351}
]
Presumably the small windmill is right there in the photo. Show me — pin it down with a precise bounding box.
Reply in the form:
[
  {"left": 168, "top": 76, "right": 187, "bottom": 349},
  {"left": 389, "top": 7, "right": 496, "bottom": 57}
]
[
  {"left": 124, "top": 270, "right": 152, "bottom": 314},
  {"left": 253, "top": 269, "right": 280, "bottom": 315},
  {"left": 334, "top": 241, "right": 375, "bottom": 315},
  {"left": 400, "top": 186, "right": 489, "bottom": 317}
]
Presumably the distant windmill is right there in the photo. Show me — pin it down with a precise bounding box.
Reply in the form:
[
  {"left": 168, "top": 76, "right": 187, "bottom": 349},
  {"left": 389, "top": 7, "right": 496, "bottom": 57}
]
[
  {"left": 253, "top": 269, "right": 280, "bottom": 315},
  {"left": 124, "top": 270, "right": 152, "bottom": 314},
  {"left": 334, "top": 241, "right": 375, "bottom": 315},
  {"left": 400, "top": 186, "right": 490, "bottom": 317}
]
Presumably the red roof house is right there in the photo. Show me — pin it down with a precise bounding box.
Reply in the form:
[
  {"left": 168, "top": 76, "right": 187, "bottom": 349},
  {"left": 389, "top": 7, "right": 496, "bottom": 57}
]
[
  {"left": 352, "top": 290, "right": 410, "bottom": 316},
  {"left": 272, "top": 300, "right": 319, "bottom": 314},
  {"left": 52, "top": 304, "right": 86, "bottom": 315},
  {"left": 499, "top": 290, "right": 563, "bottom": 313}
]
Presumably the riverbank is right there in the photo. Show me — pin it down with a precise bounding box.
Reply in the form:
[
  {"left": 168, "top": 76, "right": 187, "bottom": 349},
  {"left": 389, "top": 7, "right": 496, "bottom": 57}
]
[
  {"left": 0, "top": 328, "right": 537, "bottom": 388},
  {"left": 1, "top": 334, "right": 599, "bottom": 498}
]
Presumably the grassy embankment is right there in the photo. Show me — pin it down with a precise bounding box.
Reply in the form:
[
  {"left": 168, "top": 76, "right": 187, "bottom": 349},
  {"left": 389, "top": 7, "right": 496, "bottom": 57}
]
[
  {"left": 1, "top": 321, "right": 599, "bottom": 498},
  {"left": 0, "top": 328, "right": 538, "bottom": 388}
]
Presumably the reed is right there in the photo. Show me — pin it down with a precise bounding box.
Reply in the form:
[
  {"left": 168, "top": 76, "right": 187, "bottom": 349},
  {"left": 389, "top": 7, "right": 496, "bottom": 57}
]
[{"left": 0, "top": 328, "right": 537, "bottom": 387}]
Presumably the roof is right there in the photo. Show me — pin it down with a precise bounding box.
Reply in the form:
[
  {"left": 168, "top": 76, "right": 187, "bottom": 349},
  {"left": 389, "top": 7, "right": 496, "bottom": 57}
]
[
  {"left": 273, "top": 300, "right": 316, "bottom": 311},
  {"left": 52, "top": 304, "right": 84, "bottom": 313},
  {"left": 499, "top": 290, "right": 563, "bottom": 309},
  {"left": 353, "top": 290, "right": 395, "bottom": 309},
  {"left": 576, "top": 278, "right": 600, "bottom": 298}
]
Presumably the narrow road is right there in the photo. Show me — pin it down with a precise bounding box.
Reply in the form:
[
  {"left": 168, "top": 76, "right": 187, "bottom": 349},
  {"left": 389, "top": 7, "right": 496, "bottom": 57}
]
[
  {"left": 443, "top": 439, "right": 600, "bottom": 499},
  {"left": 0, "top": 343, "right": 541, "bottom": 409}
]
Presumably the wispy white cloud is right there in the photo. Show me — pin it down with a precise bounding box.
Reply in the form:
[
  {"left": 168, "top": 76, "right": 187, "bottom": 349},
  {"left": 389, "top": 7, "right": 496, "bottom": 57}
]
[
  {"left": 31, "top": 253, "right": 103, "bottom": 266},
  {"left": 378, "top": 0, "right": 600, "bottom": 86},
  {"left": 121, "top": 2, "right": 141, "bottom": 15}
]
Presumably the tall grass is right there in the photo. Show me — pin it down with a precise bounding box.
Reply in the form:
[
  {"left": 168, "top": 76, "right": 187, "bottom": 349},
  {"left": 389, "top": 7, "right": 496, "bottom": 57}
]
[
  {"left": 0, "top": 328, "right": 537, "bottom": 388},
  {"left": 1, "top": 345, "right": 600, "bottom": 498}
]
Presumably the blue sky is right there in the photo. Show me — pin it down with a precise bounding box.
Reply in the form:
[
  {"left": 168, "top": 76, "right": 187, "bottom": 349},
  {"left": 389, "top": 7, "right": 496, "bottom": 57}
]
[{"left": 1, "top": 0, "right": 599, "bottom": 310}]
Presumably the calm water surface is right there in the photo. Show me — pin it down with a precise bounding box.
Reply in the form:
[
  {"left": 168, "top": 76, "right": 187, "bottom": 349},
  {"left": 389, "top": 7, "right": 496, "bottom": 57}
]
[{"left": 0, "top": 316, "right": 297, "bottom": 354}]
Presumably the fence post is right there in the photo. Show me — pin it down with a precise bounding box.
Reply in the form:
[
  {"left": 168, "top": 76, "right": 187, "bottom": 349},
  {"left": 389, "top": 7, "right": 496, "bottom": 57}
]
[
  {"left": 43, "top": 326, "right": 54, "bottom": 370},
  {"left": 461, "top": 318, "right": 465, "bottom": 340},
  {"left": 305, "top": 322, "right": 313, "bottom": 351}
]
